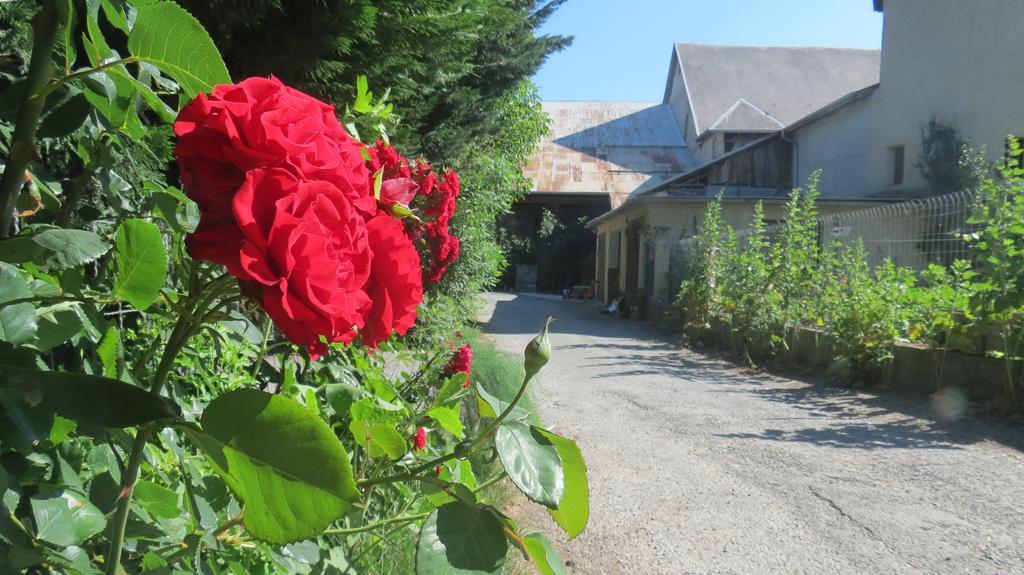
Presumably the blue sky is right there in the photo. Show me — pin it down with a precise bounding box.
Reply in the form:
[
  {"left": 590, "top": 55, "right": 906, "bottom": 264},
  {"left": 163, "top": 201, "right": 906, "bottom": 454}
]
[{"left": 532, "top": 0, "right": 883, "bottom": 101}]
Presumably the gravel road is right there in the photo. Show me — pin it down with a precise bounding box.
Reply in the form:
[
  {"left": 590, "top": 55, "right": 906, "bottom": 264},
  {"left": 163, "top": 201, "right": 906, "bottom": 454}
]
[{"left": 479, "top": 292, "right": 1024, "bottom": 575}]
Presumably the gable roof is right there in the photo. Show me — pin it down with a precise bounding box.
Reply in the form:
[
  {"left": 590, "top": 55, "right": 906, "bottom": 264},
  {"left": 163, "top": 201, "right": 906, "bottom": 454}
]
[
  {"left": 667, "top": 43, "right": 880, "bottom": 136},
  {"left": 523, "top": 101, "right": 697, "bottom": 208}
]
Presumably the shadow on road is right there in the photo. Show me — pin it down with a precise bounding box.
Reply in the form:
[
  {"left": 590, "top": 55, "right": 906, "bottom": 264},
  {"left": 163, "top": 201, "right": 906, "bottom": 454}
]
[{"left": 482, "top": 293, "right": 1024, "bottom": 454}]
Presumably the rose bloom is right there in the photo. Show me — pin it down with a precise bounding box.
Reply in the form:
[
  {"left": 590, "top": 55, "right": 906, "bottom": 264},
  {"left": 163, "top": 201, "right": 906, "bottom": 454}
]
[
  {"left": 175, "top": 76, "right": 375, "bottom": 259},
  {"left": 359, "top": 213, "right": 423, "bottom": 348},
  {"left": 230, "top": 168, "right": 372, "bottom": 358},
  {"left": 413, "top": 427, "right": 427, "bottom": 451},
  {"left": 444, "top": 344, "right": 473, "bottom": 387}
]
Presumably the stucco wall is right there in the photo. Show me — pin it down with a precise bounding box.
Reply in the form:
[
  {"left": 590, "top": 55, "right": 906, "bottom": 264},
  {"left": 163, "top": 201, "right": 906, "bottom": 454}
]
[
  {"left": 593, "top": 199, "right": 885, "bottom": 306},
  {"left": 869, "top": 0, "right": 1024, "bottom": 194},
  {"left": 792, "top": 93, "right": 874, "bottom": 198}
]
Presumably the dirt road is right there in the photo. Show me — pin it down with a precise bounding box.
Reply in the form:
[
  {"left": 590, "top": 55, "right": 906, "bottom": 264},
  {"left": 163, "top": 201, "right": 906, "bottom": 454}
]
[{"left": 479, "top": 292, "right": 1024, "bottom": 575}]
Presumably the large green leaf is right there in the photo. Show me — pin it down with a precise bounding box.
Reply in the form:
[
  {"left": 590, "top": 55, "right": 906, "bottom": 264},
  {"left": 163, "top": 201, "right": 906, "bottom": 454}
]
[
  {"left": 0, "top": 228, "right": 108, "bottom": 271},
  {"left": 475, "top": 386, "right": 530, "bottom": 423},
  {"left": 416, "top": 502, "right": 507, "bottom": 575},
  {"left": 31, "top": 303, "right": 84, "bottom": 352},
  {"left": 127, "top": 2, "right": 230, "bottom": 98},
  {"left": 0, "top": 263, "right": 37, "bottom": 345},
  {"left": 537, "top": 429, "right": 589, "bottom": 538},
  {"left": 522, "top": 533, "right": 566, "bottom": 575},
  {"left": 495, "top": 422, "right": 563, "bottom": 508},
  {"left": 133, "top": 480, "right": 181, "bottom": 519},
  {"left": 0, "top": 363, "right": 180, "bottom": 427},
  {"left": 31, "top": 229, "right": 110, "bottom": 270},
  {"left": 349, "top": 420, "right": 407, "bottom": 459},
  {"left": 113, "top": 219, "right": 167, "bottom": 310},
  {"left": 427, "top": 404, "right": 464, "bottom": 437},
  {"left": 181, "top": 389, "right": 360, "bottom": 544},
  {"left": 31, "top": 489, "right": 105, "bottom": 547}
]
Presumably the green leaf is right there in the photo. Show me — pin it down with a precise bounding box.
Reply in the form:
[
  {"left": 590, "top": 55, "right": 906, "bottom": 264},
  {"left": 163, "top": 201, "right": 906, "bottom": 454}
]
[
  {"left": 181, "top": 389, "right": 360, "bottom": 544},
  {"left": 427, "top": 404, "right": 464, "bottom": 437},
  {"left": 349, "top": 420, "right": 407, "bottom": 459},
  {"left": 31, "top": 229, "right": 110, "bottom": 270},
  {"left": 32, "top": 304, "right": 84, "bottom": 352},
  {"left": 522, "top": 533, "right": 565, "bottom": 575},
  {"left": 113, "top": 219, "right": 167, "bottom": 310},
  {"left": 475, "top": 386, "right": 529, "bottom": 423},
  {"left": 537, "top": 430, "right": 589, "bottom": 538},
  {"left": 134, "top": 480, "right": 181, "bottom": 519},
  {"left": 0, "top": 263, "right": 37, "bottom": 345},
  {"left": 31, "top": 489, "right": 105, "bottom": 547},
  {"left": 495, "top": 422, "right": 563, "bottom": 508},
  {"left": 416, "top": 502, "right": 507, "bottom": 575},
  {"left": 38, "top": 89, "right": 90, "bottom": 139},
  {"left": 127, "top": 2, "right": 230, "bottom": 98},
  {"left": 96, "top": 326, "right": 123, "bottom": 379},
  {"left": 0, "top": 362, "right": 181, "bottom": 427}
]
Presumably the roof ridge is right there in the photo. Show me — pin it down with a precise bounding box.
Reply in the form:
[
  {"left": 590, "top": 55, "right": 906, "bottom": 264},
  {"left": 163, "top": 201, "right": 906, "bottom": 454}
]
[{"left": 674, "top": 42, "right": 880, "bottom": 52}]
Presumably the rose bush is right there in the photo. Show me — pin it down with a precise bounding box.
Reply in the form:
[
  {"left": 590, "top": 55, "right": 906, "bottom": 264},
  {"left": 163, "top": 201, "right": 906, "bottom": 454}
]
[
  {"left": 0, "top": 4, "right": 586, "bottom": 575},
  {"left": 174, "top": 78, "right": 449, "bottom": 355}
]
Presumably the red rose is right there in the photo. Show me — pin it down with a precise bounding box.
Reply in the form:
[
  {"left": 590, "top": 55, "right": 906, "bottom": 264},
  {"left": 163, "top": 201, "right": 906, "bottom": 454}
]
[
  {"left": 230, "top": 168, "right": 372, "bottom": 358},
  {"left": 413, "top": 427, "right": 427, "bottom": 451},
  {"left": 174, "top": 76, "right": 375, "bottom": 221},
  {"left": 444, "top": 344, "right": 473, "bottom": 387},
  {"left": 366, "top": 140, "right": 412, "bottom": 179},
  {"left": 421, "top": 170, "right": 461, "bottom": 283},
  {"left": 359, "top": 214, "right": 423, "bottom": 348},
  {"left": 175, "top": 79, "right": 439, "bottom": 358}
]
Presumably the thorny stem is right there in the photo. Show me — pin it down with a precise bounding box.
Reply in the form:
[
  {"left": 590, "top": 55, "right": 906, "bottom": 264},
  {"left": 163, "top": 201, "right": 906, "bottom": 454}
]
[
  {"left": 251, "top": 317, "right": 273, "bottom": 378},
  {"left": 321, "top": 513, "right": 430, "bottom": 536},
  {"left": 357, "top": 371, "right": 534, "bottom": 488},
  {"left": 104, "top": 276, "right": 233, "bottom": 575},
  {"left": 0, "top": 2, "right": 59, "bottom": 238}
]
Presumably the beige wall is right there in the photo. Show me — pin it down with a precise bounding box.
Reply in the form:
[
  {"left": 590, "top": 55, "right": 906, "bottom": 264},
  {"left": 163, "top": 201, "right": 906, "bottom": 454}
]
[
  {"left": 594, "top": 199, "right": 884, "bottom": 307},
  {"left": 869, "top": 0, "right": 1024, "bottom": 194},
  {"left": 792, "top": 93, "right": 875, "bottom": 198}
]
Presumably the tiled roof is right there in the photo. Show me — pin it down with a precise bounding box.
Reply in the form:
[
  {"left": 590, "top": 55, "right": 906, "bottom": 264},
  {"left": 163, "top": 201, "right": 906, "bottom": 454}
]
[{"left": 523, "top": 101, "right": 696, "bottom": 208}]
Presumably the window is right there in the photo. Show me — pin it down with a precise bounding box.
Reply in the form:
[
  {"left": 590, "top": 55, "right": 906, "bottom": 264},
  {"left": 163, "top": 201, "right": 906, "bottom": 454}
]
[
  {"left": 890, "top": 145, "right": 905, "bottom": 186},
  {"left": 724, "top": 133, "right": 738, "bottom": 153}
]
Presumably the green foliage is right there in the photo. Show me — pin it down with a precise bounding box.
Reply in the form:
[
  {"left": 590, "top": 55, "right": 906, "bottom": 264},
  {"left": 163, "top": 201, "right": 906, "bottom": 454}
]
[
  {"left": 127, "top": 1, "right": 232, "bottom": 98},
  {"left": 0, "top": 3, "right": 583, "bottom": 574},
  {"left": 916, "top": 117, "right": 989, "bottom": 195},
  {"left": 674, "top": 149, "right": 1024, "bottom": 405},
  {"left": 416, "top": 501, "right": 508, "bottom": 575},
  {"left": 416, "top": 82, "right": 551, "bottom": 338},
  {"left": 963, "top": 138, "right": 1024, "bottom": 402},
  {"left": 180, "top": 0, "right": 570, "bottom": 161},
  {"left": 182, "top": 389, "right": 360, "bottom": 544}
]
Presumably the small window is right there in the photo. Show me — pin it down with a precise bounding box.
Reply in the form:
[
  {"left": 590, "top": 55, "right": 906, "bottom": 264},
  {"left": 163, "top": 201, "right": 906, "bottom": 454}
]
[
  {"left": 724, "top": 133, "right": 737, "bottom": 153},
  {"left": 890, "top": 145, "right": 905, "bottom": 186}
]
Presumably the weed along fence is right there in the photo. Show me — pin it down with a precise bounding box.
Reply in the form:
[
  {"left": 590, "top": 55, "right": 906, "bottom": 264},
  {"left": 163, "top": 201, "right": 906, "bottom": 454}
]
[
  {"left": 662, "top": 189, "right": 978, "bottom": 325},
  {"left": 664, "top": 178, "right": 1024, "bottom": 409}
]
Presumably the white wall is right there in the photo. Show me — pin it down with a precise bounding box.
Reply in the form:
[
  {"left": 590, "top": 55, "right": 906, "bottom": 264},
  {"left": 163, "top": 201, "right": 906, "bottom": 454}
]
[
  {"left": 792, "top": 93, "right": 874, "bottom": 198},
  {"left": 869, "top": 0, "right": 1024, "bottom": 194}
]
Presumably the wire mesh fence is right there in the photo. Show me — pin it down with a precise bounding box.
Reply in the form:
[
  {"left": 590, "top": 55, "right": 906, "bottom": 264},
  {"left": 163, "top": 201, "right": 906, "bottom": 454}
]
[
  {"left": 818, "top": 190, "right": 976, "bottom": 269},
  {"left": 665, "top": 190, "right": 979, "bottom": 299}
]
